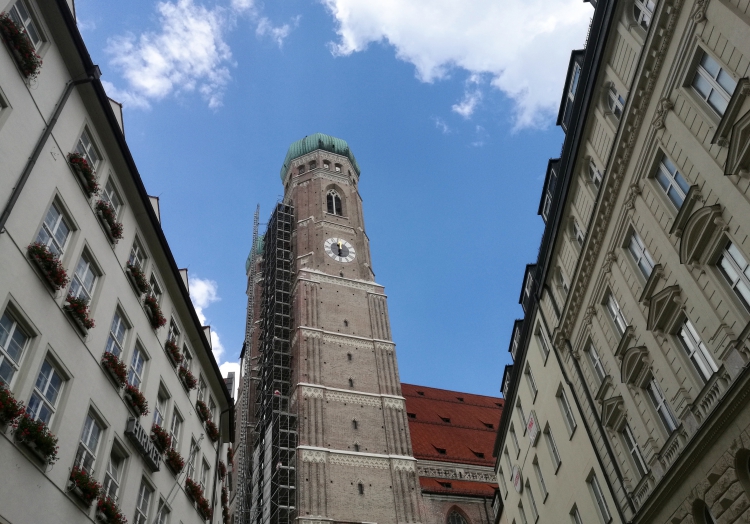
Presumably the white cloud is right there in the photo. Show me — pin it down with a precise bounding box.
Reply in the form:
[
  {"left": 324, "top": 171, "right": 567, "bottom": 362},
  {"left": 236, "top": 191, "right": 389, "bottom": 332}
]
[
  {"left": 189, "top": 275, "right": 226, "bottom": 363},
  {"left": 105, "top": 0, "right": 232, "bottom": 109},
  {"left": 321, "top": 0, "right": 591, "bottom": 129},
  {"left": 256, "top": 16, "right": 300, "bottom": 47},
  {"left": 433, "top": 116, "right": 450, "bottom": 134}
]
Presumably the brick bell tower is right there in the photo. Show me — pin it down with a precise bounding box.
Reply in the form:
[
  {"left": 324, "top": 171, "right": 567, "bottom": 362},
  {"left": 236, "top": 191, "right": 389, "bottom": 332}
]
[{"left": 268, "top": 133, "right": 422, "bottom": 524}]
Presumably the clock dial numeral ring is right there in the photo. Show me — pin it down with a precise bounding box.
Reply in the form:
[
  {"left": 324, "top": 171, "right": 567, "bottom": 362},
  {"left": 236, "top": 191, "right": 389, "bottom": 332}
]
[{"left": 324, "top": 238, "right": 356, "bottom": 263}]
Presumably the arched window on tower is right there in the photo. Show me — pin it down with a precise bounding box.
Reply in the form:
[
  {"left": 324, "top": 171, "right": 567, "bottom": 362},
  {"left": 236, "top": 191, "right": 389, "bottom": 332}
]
[
  {"left": 447, "top": 510, "right": 468, "bottom": 524},
  {"left": 327, "top": 190, "right": 343, "bottom": 216}
]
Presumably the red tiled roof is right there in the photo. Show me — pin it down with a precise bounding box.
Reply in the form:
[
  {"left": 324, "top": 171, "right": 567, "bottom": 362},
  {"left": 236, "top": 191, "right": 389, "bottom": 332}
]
[
  {"left": 419, "top": 477, "right": 497, "bottom": 498},
  {"left": 402, "top": 383, "right": 503, "bottom": 467}
]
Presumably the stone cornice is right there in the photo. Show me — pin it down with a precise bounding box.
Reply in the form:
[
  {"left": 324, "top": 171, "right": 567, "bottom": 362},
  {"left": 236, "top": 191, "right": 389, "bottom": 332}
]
[
  {"left": 416, "top": 459, "right": 497, "bottom": 483},
  {"left": 294, "top": 382, "right": 405, "bottom": 410},
  {"left": 294, "top": 268, "right": 385, "bottom": 295},
  {"left": 298, "top": 446, "right": 416, "bottom": 471},
  {"left": 291, "top": 326, "right": 395, "bottom": 351}
]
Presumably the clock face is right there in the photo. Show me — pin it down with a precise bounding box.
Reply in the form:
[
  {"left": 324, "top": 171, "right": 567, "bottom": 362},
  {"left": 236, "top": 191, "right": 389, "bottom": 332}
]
[{"left": 324, "top": 238, "right": 356, "bottom": 263}]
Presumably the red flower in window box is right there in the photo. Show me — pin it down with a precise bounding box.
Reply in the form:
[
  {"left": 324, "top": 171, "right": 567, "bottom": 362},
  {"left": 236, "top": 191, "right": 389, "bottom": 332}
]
[
  {"left": 218, "top": 460, "right": 227, "bottom": 480},
  {"left": 125, "top": 262, "right": 150, "bottom": 295},
  {"left": 0, "top": 384, "right": 24, "bottom": 426},
  {"left": 221, "top": 485, "right": 228, "bottom": 505},
  {"left": 195, "top": 399, "right": 211, "bottom": 423},
  {"left": 14, "top": 413, "right": 59, "bottom": 464},
  {"left": 185, "top": 477, "right": 213, "bottom": 521},
  {"left": 150, "top": 424, "right": 172, "bottom": 452},
  {"left": 0, "top": 13, "right": 42, "bottom": 79},
  {"left": 165, "top": 447, "right": 185, "bottom": 474},
  {"left": 67, "top": 152, "right": 99, "bottom": 197},
  {"left": 223, "top": 506, "right": 230, "bottom": 524},
  {"left": 226, "top": 446, "right": 233, "bottom": 463},
  {"left": 124, "top": 384, "right": 149, "bottom": 417},
  {"left": 27, "top": 242, "right": 69, "bottom": 290},
  {"left": 205, "top": 420, "right": 219, "bottom": 443},
  {"left": 143, "top": 294, "right": 167, "bottom": 329},
  {"left": 94, "top": 200, "right": 123, "bottom": 243},
  {"left": 165, "top": 339, "right": 183, "bottom": 367},
  {"left": 65, "top": 294, "right": 95, "bottom": 331},
  {"left": 179, "top": 365, "right": 197, "bottom": 390},
  {"left": 95, "top": 495, "right": 126, "bottom": 524},
  {"left": 69, "top": 466, "right": 101, "bottom": 507},
  {"left": 100, "top": 351, "right": 127, "bottom": 388}
]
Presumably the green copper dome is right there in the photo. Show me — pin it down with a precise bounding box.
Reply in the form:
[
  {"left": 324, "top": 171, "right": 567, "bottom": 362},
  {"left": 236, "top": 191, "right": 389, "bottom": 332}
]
[
  {"left": 279, "top": 133, "right": 361, "bottom": 182},
  {"left": 245, "top": 234, "right": 265, "bottom": 273}
]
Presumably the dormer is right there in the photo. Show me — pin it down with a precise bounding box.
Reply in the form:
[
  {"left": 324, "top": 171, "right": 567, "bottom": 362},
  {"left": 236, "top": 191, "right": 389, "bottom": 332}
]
[
  {"left": 501, "top": 364, "right": 514, "bottom": 398},
  {"left": 538, "top": 159, "right": 561, "bottom": 223},
  {"left": 508, "top": 319, "right": 524, "bottom": 361},
  {"left": 557, "top": 50, "right": 585, "bottom": 133},
  {"left": 519, "top": 264, "right": 537, "bottom": 314}
]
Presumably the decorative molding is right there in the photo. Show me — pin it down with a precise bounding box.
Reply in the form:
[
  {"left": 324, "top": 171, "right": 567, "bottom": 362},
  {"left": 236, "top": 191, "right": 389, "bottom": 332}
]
[
  {"left": 690, "top": 0, "right": 708, "bottom": 23},
  {"left": 297, "top": 268, "right": 384, "bottom": 294},
  {"left": 623, "top": 183, "right": 641, "bottom": 210},
  {"left": 383, "top": 397, "right": 405, "bottom": 410},
  {"left": 603, "top": 251, "right": 618, "bottom": 273},
  {"left": 392, "top": 459, "right": 416, "bottom": 471},
  {"left": 329, "top": 454, "right": 390, "bottom": 469},
  {"left": 583, "top": 306, "right": 597, "bottom": 327},
  {"left": 327, "top": 390, "right": 382, "bottom": 407},
  {"left": 651, "top": 98, "right": 673, "bottom": 129},
  {"left": 600, "top": 396, "right": 626, "bottom": 430},
  {"left": 646, "top": 285, "right": 684, "bottom": 333},
  {"left": 301, "top": 450, "right": 327, "bottom": 463},
  {"left": 375, "top": 341, "right": 396, "bottom": 353},
  {"left": 316, "top": 220, "right": 356, "bottom": 234},
  {"left": 295, "top": 382, "right": 406, "bottom": 409},
  {"left": 678, "top": 205, "right": 726, "bottom": 265},
  {"left": 416, "top": 462, "right": 496, "bottom": 482},
  {"left": 301, "top": 386, "right": 325, "bottom": 399}
]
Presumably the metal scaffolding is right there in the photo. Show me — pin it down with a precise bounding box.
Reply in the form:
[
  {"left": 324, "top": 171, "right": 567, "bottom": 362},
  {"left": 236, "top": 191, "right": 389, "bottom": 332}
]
[{"left": 250, "top": 203, "right": 296, "bottom": 524}]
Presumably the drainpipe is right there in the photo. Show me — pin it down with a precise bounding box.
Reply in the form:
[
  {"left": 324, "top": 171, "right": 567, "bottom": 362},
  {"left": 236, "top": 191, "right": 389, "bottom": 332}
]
[
  {"left": 0, "top": 66, "right": 101, "bottom": 234},
  {"left": 211, "top": 406, "right": 232, "bottom": 523}
]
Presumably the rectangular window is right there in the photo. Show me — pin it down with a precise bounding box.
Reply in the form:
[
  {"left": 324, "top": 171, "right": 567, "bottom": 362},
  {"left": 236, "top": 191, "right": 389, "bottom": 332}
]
[
  {"left": 504, "top": 449, "right": 513, "bottom": 477},
  {"left": 69, "top": 253, "right": 97, "bottom": 302},
  {"left": 544, "top": 427, "right": 562, "bottom": 471},
  {"left": 8, "top": 1, "right": 42, "bottom": 50},
  {"left": 156, "top": 500, "right": 169, "bottom": 524},
  {"left": 542, "top": 194, "right": 553, "bottom": 222},
  {"left": 182, "top": 345, "right": 193, "bottom": 371},
  {"left": 511, "top": 426, "right": 521, "bottom": 456},
  {"left": 198, "top": 375, "right": 207, "bottom": 403},
  {"left": 587, "top": 342, "right": 607, "bottom": 383},
  {"left": 589, "top": 160, "right": 603, "bottom": 190},
  {"left": 518, "top": 502, "right": 529, "bottom": 524},
  {"left": 533, "top": 459, "right": 548, "bottom": 499},
  {"left": 678, "top": 319, "right": 718, "bottom": 383},
  {"left": 153, "top": 390, "right": 168, "bottom": 427},
  {"left": 149, "top": 274, "right": 162, "bottom": 303},
  {"left": 36, "top": 202, "right": 71, "bottom": 256},
  {"left": 718, "top": 242, "right": 750, "bottom": 310},
  {"left": 511, "top": 327, "right": 521, "bottom": 359},
  {"left": 102, "top": 449, "right": 124, "bottom": 499},
  {"left": 606, "top": 294, "right": 628, "bottom": 337},
  {"left": 187, "top": 439, "right": 198, "bottom": 479},
  {"left": 498, "top": 467, "right": 509, "bottom": 497},
  {"left": 170, "top": 411, "right": 183, "bottom": 450},
  {"left": 647, "top": 378, "right": 677, "bottom": 433},
  {"left": 200, "top": 458, "right": 210, "bottom": 491},
  {"left": 570, "top": 505, "right": 583, "bottom": 524},
  {"left": 101, "top": 179, "right": 122, "bottom": 219},
  {"left": 526, "top": 482, "right": 539, "bottom": 521},
  {"left": 133, "top": 481, "right": 153, "bottom": 524},
  {"left": 517, "top": 402, "right": 527, "bottom": 429},
  {"left": 208, "top": 397, "right": 217, "bottom": 422},
  {"left": 557, "top": 387, "right": 577, "bottom": 435},
  {"left": 607, "top": 86, "right": 625, "bottom": 119},
  {"left": 589, "top": 473, "right": 612, "bottom": 523},
  {"left": 655, "top": 155, "right": 690, "bottom": 209},
  {"left": 524, "top": 274, "right": 534, "bottom": 304},
  {"left": 129, "top": 239, "right": 146, "bottom": 269},
  {"left": 75, "top": 128, "right": 101, "bottom": 171},
  {"left": 692, "top": 51, "right": 737, "bottom": 116},
  {"left": 75, "top": 413, "right": 103, "bottom": 472},
  {"left": 526, "top": 366, "right": 538, "bottom": 400},
  {"left": 105, "top": 312, "right": 127, "bottom": 358},
  {"left": 621, "top": 423, "right": 647, "bottom": 478},
  {"left": 628, "top": 231, "right": 655, "bottom": 278},
  {"left": 0, "top": 311, "right": 29, "bottom": 385},
  {"left": 537, "top": 330, "right": 551, "bottom": 362},
  {"left": 167, "top": 320, "right": 180, "bottom": 344},
  {"left": 27, "top": 360, "right": 63, "bottom": 424},
  {"left": 128, "top": 344, "right": 146, "bottom": 388},
  {"left": 573, "top": 218, "right": 586, "bottom": 247}
]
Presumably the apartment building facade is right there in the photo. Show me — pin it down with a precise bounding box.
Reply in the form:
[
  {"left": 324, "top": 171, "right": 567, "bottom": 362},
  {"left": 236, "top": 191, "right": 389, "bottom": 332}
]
[
  {"left": 0, "top": 1, "right": 232, "bottom": 523},
  {"left": 495, "top": 0, "right": 750, "bottom": 523}
]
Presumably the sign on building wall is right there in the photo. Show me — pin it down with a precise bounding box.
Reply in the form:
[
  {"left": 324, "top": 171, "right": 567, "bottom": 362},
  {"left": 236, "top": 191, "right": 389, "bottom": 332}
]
[
  {"left": 512, "top": 465, "right": 523, "bottom": 493},
  {"left": 125, "top": 417, "right": 162, "bottom": 471},
  {"left": 527, "top": 410, "right": 540, "bottom": 445}
]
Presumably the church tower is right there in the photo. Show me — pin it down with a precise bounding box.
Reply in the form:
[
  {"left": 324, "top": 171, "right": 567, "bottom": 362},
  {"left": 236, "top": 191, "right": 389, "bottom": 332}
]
[{"left": 245, "top": 134, "right": 422, "bottom": 524}]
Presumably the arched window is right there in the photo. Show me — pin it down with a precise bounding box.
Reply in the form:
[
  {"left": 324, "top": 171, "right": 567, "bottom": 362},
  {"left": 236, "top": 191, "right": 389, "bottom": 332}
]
[
  {"left": 447, "top": 510, "right": 468, "bottom": 524},
  {"left": 327, "top": 190, "right": 343, "bottom": 216},
  {"left": 633, "top": 0, "right": 656, "bottom": 30},
  {"left": 357, "top": 482, "right": 364, "bottom": 495}
]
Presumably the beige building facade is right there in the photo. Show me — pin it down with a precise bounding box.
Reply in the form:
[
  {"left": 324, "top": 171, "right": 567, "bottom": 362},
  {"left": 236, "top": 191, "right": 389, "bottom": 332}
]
[
  {"left": 0, "top": 1, "right": 232, "bottom": 523},
  {"left": 494, "top": 0, "right": 750, "bottom": 523}
]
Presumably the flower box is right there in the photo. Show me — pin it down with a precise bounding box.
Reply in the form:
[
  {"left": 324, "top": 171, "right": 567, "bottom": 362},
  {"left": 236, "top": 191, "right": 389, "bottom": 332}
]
[
  {"left": 165, "top": 340, "right": 183, "bottom": 367},
  {"left": 195, "top": 399, "right": 211, "bottom": 423},
  {"left": 126, "top": 263, "right": 150, "bottom": 295},
  {"left": 96, "top": 495, "right": 127, "bottom": 524},
  {"left": 0, "top": 14, "right": 42, "bottom": 79},
  {"left": 218, "top": 460, "right": 227, "bottom": 480},
  {"left": 100, "top": 352, "right": 127, "bottom": 388},
  {"left": 68, "top": 153, "right": 99, "bottom": 197},
  {"left": 185, "top": 477, "right": 213, "bottom": 521},
  {"left": 124, "top": 384, "right": 149, "bottom": 417},
  {"left": 150, "top": 424, "right": 171, "bottom": 452},
  {"left": 221, "top": 485, "right": 228, "bottom": 505},
  {"left": 27, "top": 243, "right": 69, "bottom": 291},
  {"left": 14, "top": 414, "right": 58, "bottom": 464},
  {"left": 68, "top": 467, "right": 101, "bottom": 507},
  {"left": 0, "top": 385, "right": 24, "bottom": 426},
  {"left": 143, "top": 295, "right": 167, "bottom": 329},
  {"left": 65, "top": 294, "right": 95, "bottom": 333},
  {"left": 165, "top": 447, "right": 185, "bottom": 475},
  {"left": 95, "top": 200, "right": 123, "bottom": 243},
  {"left": 179, "top": 365, "right": 197, "bottom": 390},
  {"left": 205, "top": 420, "right": 219, "bottom": 443}
]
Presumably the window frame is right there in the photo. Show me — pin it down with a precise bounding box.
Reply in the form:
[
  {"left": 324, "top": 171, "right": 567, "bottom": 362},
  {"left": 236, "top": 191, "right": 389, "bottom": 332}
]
[
  {"left": 0, "top": 309, "right": 31, "bottom": 386},
  {"left": 544, "top": 426, "right": 562, "bottom": 473},
  {"left": 128, "top": 343, "right": 147, "bottom": 389},
  {"left": 587, "top": 341, "right": 607, "bottom": 384},
  {"left": 27, "top": 359, "right": 64, "bottom": 424},
  {"left": 718, "top": 242, "right": 750, "bottom": 311},
  {"left": 36, "top": 201, "right": 72, "bottom": 256},
  {"left": 510, "top": 424, "right": 521, "bottom": 457},
  {"left": 606, "top": 293, "right": 628, "bottom": 337},
  {"left": 68, "top": 251, "right": 98, "bottom": 303},
  {"left": 533, "top": 457, "right": 548, "bottom": 501},
  {"left": 633, "top": 0, "right": 656, "bottom": 30},
  {"left": 75, "top": 126, "right": 102, "bottom": 173},
  {"left": 102, "top": 445, "right": 126, "bottom": 500},
  {"left": 606, "top": 85, "right": 625, "bottom": 119},
  {"left": 557, "top": 386, "right": 577, "bottom": 436},
  {"left": 75, "top": 412, "right": 104, "bottom": 473},
  {"left": 627, "top": 230, "right": 655, "bottom": 279},
  {"left": 690, "top": 49, "right": 737, "bottom": 117},
  {"left": 646, "top": 378, "right": 678, "bottom": 434},
  {"left": 8, "top": 0, "right": 44, "bottom": 51},
  {"left": 588, "top": 159, "right": 603, "bottom": 191},
  {"left": 621, "top": 422, "right": 648, "bottom": 478},
  {"left": 525, "top": 365, "right": 538, "bottom": 401},
  {"left": 526, "top": 480, "right": 540, "bottom": 522},
  {"left": 653, "top": 153, "right": 690, "bottom": 210},
  {"left": 105, "top": 310, "right": 128, "bottom": 358},
  {"left": 129, "top": 238, "right": 147, "bottom": 270},
  {"left": 101, "top": 176, "right": 124, "bottom": 219},
  {"left": 677, "top": 319, "right": 718, "bottom": 383},
  {"left": 133, "top": 480, "right": 154, "bottom": 524},
  {"left": 589, "top": 473, "right": 613, "bottom": 523}
]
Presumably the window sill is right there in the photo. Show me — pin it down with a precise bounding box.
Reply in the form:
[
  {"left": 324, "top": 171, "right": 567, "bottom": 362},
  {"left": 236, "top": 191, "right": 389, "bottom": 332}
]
[{"left": 567, "top": 425, "right": 577, "bottom": 441}]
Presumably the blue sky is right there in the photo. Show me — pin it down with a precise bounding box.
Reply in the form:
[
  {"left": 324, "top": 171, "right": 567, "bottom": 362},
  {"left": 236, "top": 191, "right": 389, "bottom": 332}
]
[{"left": 74, "top": 0, "right": 593, "bottom": 397}]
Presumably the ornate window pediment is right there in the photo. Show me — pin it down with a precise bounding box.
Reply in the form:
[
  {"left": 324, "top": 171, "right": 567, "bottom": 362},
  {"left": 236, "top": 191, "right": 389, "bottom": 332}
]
[
  {"left": 621, "top": 346, "right": 650, "bottom": 387},
  {"left": 601, "top": 396, "right": 626, "bottom": 430},
  {"left": 647, "top": 285, "right": 684, "bottom": 333},
  {"left": 679, "top": 205, "right": 726, "bottom": 265}
]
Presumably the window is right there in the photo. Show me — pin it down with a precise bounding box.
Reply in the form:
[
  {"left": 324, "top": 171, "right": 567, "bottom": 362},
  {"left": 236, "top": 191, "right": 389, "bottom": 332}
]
[
  {"left": 347, "top": 352, "right": 352, "bottom": 360},
  {"left": 544, "top": 427, "right": 562, "bottom": 471},
  {"left": 571, "top": 506, "right": 583, "bottom": 524},
  {"left": 101, "top": 179, "right": 122, "bottom": 219},
  {"left": 621, "top": 423, "right": 648, "bottom": 478},
  {"left": 69, "top": 253, "right": 97, "bottom": 302},
  {"left": 167, "top": 320, "right": 180, "bottom": 344},
  {"left": 156, "top": 500, "right": 169, "bottom": 524},
  {"left": 557, "top": 387, "right": 577, "bottom": 435},
  {"left": 198, "top": 376, "right": 207, "bottom": 402},
  {"left": 511, "top": 425, "right": 521, "bottom": 455},
  {"left": 647, "top": 378, "right": 677, "bottom": 433},
  {"left": 148, "top": 274, "right": 162, "bottom": 303},
  {"left": 533, "top": 459, "right": 548, "bottom": 499},
  {"left": 209, "top": 397, "right": 217, "bottom": 422},
  {"left": 335, "top": 164, "right": 342, "bottom": 172},
  {"left": 187, "top": 439, "right": 198, "bottom": 478},
  {"left": 511, "top": 327, "right": 521, "bottom": 359},
  {"left": 407, "top": 412, "right": 416, "bottom": 419},
  {"left": 573, "top": 218, "right": 586, "bottom": 247},
  {"left": 448, "top": 511, "right": 468, "bottom": 524},
  {"left": 153, "top": 390, "right": 167, "bottom": 427},
  {"left": 678, "top": 319, "right": 718, "bottom": 383},
  {"left": 633, "top": 0, "right": 656, "bottom": 29},
  {"left": 691, "top": 51, "right": 737, "bottom": 116},
  {"left": 36, "top": 202, "right": 71, "bottom": 256},
  {"left": 102, "top": 449, "right": 125, "bottom": 499},
  {"left": 436, "top": 447, "right": 447, "bottom": 455},
  {"left": 517, "top": 401, "right": 527, "bottom": 428},
  {"left": 129, "top": 240, "right": 146, "bottom": 269},
  {"left": 27, "top": 360, "right": 63, "bottom": 424},
  {"left": 655, "top": 155, "right": 690, "bottom": 209},
  {"left": 542, "top": 193, "right": 553, "bottom": 222},
  {"left": 587, "top": 342, "right": 607, "bottom": 383},
  {"left": 607, "top": 86, "right": 625, "bottom": 119},
  {"left": 498, "top": 467, "right": 509, "bottom": 497},
  {"left": 326, "top": 190, "right": 343, "bottom": 216},
  {"left": 357, "top": 482, "right": 364, "bottom": 495},
  {"left": 718, "top": 242, "right": 750, "bottom": 310},
  {"left": 128, "top": 344, "right": 146, "bottom": 388},
  {"left": 133, "top": 481, "right": 153, "bottom": 524},
  {"left": 8, "top": 1, "right": 42, "bottom": 50},
  {"left": 323, "top": 161, "right": 330, "bottom": 169},
  {"left": 537, "top": 330, "right": 551, "bottom": 361},
  {"left": 526, "top": 481, "right": 540, "bottom": 521},
  {"left": 589, "top": 473, "right": 612, "bottom": 523},
  {"left": 309, "top": 161, "right": 317, "bottom": 169},
  {"left": 606, "top": 294, "right": 628, "bottom": 337},
  {"left": 75, "top": 128, "right": 101, "bottom": 171},
  {"left": 200, "top": 458, "right": 210, "bottom": 491},
  {"left": 105, "top": 312, "right": 127, "bottom": 358},
  {"left": 182, "top": 346, "right": 193, "bottom": 371},
  {"left": 589, "top": 160, "right": 603, "bottom": 190},
  {"left": 518, "top": 502, "right": 529, "bottom": 524},
  {"left": 353, "top": 443, "right": 360, "bottom": 452},
  {"left": 169, "top": 411, "right": 182, "bottom": 450},
  {"left": 628, "top": 231, "right": 655, "bottom": 278},
  {"left": 504, "top": 449, "right": 513, "bottom": 476},
  {"left": 562, "top": 63, "right": 582, "bottom": 129},
  {"left": 75, "top": 413, "right": 103, "bottom": 472},
  {"left": 352, "top": 419, "right": 358, "bottom": 430},
  {"left": 524, "top": 274, "right": 534, "bottom": 303},
  {"left": 0, "top": 311, "right": 29, "bottom": 385},
  {"left": 558, "top": 270, "right": 570, "bottom": 297},
  {"left": 526, "top": 366, "right": 538, "bottom": 400},
  {"left": 348, "top": 378, "right": 354, "bottom": 388}
]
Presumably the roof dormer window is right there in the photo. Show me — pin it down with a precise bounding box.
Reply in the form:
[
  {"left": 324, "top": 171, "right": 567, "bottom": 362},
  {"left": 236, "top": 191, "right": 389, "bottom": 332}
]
[{"left": 562, "top": 63, "right": 581, "bottom": 130}]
